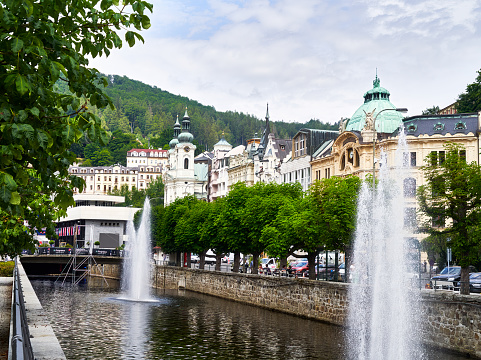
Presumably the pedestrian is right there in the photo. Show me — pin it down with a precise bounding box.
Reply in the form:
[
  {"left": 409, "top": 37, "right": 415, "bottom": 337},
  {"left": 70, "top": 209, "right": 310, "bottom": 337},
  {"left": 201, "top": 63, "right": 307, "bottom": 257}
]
[{"left": 423, "top": 260, "right": 427, "bottom": 273}]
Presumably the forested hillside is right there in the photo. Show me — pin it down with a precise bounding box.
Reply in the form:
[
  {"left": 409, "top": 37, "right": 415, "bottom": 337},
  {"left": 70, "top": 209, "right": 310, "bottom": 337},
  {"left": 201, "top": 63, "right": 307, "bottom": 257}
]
[{"left": 71, "top": 75, "right": 337, "bottom": 165}]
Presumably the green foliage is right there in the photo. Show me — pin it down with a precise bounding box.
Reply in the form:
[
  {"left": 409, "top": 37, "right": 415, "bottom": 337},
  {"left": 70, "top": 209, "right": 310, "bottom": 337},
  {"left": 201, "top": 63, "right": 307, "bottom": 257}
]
[
  {"left": 418, "top": 143, "right": 481, "bottom": 293},
  {"left": 422, "top": 106, "right": 440, "bottom": 115},
  {"left": 456, "top": 69, "right": 481, "bottom": 113},
  {"left": 0, "top": 0, "right": 152, "bottom": 255},
  {"left": 111, "top": 177, "right": 164, "bottom": 208},
  {"left": 0, "top": 262, "right": 14, "bottom": 277},
  {"left": 86, "top": 75, "right": 338, "bottom": 152}
]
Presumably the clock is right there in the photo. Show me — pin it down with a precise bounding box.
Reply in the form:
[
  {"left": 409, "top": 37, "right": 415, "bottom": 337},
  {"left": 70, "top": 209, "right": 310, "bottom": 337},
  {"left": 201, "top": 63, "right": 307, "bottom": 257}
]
[{"left": 184, "top": 146, "right": 190, "bottom": 152}]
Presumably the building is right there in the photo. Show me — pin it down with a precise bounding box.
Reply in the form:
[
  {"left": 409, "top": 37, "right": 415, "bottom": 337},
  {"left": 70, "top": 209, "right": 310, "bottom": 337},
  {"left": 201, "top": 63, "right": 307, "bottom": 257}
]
[
  {"left": 281, "top": 128, "right": 338, "bottom": 191},
  {"left": 55, "top": 194, "right": 140, "bottom": 248},
  {"left": 126, "top": 148, "right": 169, "bottom": 168},
  {"left": 209, "top": 134, "right": 233, "bottom": 201},
  {"left": 251, "top": 105, "right": 292, "bottom": 184},
  {"left": 439, "top": 102, "right": 458, "bottom": 115},
  {"left": 163, "top": 109, "right": 197, "bottom": 206},
  {"left": 69, "top": 164, "right": 139, "bottom": 194},
  {"left": 310, "top": 75, "right": 481, "bottom": 242}
]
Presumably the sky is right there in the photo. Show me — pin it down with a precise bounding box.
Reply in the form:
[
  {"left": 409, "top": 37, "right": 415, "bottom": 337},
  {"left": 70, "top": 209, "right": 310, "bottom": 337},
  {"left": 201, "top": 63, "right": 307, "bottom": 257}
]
[{"left": 90, "top": 0, "right": 481, "bottom": 124}]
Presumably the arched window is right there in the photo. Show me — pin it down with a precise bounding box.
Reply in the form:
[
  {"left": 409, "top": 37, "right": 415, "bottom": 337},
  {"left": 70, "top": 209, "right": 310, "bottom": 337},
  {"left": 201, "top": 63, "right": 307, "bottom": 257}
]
[
  {"left": 403, "top": 177, "right": 416, "bottom": 197},
  {"left": 184, "top": 158, "right": 189, "bottom": 169}
]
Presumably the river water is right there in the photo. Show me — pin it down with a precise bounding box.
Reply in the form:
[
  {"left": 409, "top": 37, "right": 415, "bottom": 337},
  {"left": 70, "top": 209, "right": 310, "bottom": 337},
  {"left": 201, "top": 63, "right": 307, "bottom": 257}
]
[{"left": 31, "top": 279, "right": 469, "bottom": 360}]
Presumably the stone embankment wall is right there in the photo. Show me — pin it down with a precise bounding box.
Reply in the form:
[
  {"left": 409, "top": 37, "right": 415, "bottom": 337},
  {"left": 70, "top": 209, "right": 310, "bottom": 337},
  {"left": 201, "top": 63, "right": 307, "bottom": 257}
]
[
  {"left": 421, "top": 291, "right": 481, "bottom": 358},
  {"left": 153, "top": 266, "right": 349, "bottom": 325},
  {"left": 89, "top": 263, "right": 121, "bottom": 279},
  {"left": 153, "top": 266, "right": 481, "bottom": 358}
]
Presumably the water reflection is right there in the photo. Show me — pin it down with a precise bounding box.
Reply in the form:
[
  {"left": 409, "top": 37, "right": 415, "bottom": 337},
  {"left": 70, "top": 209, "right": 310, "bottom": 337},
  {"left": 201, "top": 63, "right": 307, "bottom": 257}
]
[{"left": 30, "top": 280, "right": 469, "bottom": 360}]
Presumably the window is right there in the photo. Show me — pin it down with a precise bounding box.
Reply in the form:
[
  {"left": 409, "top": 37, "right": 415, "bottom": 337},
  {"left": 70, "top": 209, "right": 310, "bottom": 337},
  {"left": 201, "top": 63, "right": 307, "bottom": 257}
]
[
  {"left": 410, "top": 152, "right": 416, "bottom": 167},
  {"left": 184, "top": 158, "right": 189, "bottom": 169},
  {"left": 403, "top": 178, "right": 416, "bottom": 197},
  {"left": 432, "top": 213, "right": 445, "bottom": 228},
  {"left": 439, "top": 151, "right": 445, "bottom": 165},
  {"left": 404, "top": 208, "right": 417, "bottom": 229}
]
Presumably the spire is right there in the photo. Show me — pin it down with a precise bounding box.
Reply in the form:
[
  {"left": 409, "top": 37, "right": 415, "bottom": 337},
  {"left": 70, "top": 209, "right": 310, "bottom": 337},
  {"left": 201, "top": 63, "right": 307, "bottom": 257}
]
[
  {"left": 178, "top": 106, "right": 194, "bottom": 143},
  {"left": 265, "top": 103, "right": 270, "bottom": 137},
  {"left": 173, "top": 114, "right": 181, "bottom": 137},
  {"left": 373, "top": 70, "right": 380, "bottom": 88}
]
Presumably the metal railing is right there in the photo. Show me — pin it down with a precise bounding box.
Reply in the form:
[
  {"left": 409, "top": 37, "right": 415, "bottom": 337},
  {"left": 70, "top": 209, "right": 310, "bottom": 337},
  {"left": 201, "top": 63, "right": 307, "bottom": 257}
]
[{"left": 11, "top": 257, "right": 35, "bottom": 360}]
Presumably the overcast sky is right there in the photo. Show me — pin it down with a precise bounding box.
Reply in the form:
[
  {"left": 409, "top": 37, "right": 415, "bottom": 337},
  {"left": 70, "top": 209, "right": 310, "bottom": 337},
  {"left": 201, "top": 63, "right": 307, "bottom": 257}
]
[{"left": 90, "top": 0, "right": 481, "bottom": 124}]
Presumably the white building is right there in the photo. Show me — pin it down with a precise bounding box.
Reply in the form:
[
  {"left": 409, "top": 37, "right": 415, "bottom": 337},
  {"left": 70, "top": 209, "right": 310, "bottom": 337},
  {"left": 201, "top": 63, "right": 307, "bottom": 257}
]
[
  {"left": 163, "top": 110, "right": 197, "bottom": 206},
  {"left": 251, "top": 106, "right": 291, "bottom": 184},
  {"left": 55, "top": 194, "right": 140, "bottom": 248},
  {"left": 209, "top": 135, "right": 233, "bottom": 201},
  {"left": 70, "top": 164, "right": 139, "bottom": 194}
]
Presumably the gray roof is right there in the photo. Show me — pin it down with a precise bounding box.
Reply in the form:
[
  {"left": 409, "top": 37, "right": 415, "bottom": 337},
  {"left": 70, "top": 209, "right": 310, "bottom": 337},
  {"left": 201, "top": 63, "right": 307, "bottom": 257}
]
[
  {"left": 400, "top": 113, "right": 478, "bottom": 137},
  {"left": 214, "top": 137, "right": 232, "bottom": 147}
]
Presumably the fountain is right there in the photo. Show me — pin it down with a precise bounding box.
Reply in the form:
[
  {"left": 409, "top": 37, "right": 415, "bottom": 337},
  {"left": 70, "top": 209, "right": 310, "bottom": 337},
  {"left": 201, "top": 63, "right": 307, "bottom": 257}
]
[
  {"left": 347, "top": 128, "right": 423, "bottom": 359},
  {"left": 120, "top": 198, "right": 155, "bottom": 302}
]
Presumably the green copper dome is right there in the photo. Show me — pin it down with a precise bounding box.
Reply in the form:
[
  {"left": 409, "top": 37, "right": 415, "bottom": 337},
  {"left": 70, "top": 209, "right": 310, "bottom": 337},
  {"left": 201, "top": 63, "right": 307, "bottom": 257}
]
[{"left": 345, "top": 75, "right": 404, "bottom": 133}]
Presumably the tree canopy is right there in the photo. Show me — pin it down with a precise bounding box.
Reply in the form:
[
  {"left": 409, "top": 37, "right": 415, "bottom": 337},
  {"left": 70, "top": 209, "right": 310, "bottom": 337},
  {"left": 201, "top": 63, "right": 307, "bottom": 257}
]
[
  {"left": 153, "top": 178, "right": 360, "bottom": 279},
  {"left": 0, "top": 0, "right": 152, "bottom": 255},
  {"left": 456, "top": 69, "right": 481, "bottom": 113},
  {"left": 418, "top": 143, "right": 481, "bottom": 294}
]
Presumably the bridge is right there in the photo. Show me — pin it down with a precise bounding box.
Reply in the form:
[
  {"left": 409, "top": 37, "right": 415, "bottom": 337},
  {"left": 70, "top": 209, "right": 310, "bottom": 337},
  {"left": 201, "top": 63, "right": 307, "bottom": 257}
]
[{"left": 21, "top": 254, "right": 123, "bottom": 276}]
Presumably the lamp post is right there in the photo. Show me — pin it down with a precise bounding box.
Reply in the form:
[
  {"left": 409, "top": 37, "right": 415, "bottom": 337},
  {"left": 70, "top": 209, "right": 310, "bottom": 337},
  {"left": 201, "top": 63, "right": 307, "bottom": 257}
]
[{"left": 371, "top": 108, "right": 408, "bottom": 187}]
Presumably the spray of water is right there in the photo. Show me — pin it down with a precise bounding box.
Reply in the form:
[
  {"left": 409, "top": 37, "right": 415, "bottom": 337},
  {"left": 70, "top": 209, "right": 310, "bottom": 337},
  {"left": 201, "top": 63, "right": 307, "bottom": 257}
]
[
  {"left": 347, "top": 128, "right": 423, "bottom": 359},
  {"left": 120, "top": 198, "right": 154, "bottom": 302}
]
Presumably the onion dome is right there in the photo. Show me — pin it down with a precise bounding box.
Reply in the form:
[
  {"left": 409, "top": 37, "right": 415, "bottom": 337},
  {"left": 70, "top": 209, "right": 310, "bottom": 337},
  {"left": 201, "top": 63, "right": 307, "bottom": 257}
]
[
  {"left": 345, "top": 74, "right": 404, "bottom": 133},
  {"left": 178, "top": 107, "right": 194, "bottom": 143}
]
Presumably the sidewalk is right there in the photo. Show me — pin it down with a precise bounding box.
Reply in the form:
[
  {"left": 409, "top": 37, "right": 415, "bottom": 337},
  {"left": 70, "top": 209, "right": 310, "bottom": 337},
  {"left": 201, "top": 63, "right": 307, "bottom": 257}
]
[{"left": 0, "top": 278, "right": 12, "bottom": 360}]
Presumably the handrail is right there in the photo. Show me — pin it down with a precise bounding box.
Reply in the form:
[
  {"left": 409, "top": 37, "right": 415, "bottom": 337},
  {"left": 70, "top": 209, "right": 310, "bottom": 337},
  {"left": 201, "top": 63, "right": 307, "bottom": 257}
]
[{"left": 11, "top": 257, "right": 35, "bottom": 360}]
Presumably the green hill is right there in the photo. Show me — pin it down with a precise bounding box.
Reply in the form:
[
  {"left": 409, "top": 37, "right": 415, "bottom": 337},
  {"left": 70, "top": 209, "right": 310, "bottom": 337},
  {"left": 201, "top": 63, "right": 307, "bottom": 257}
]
[
  {"left": 71, "top": 75, "right": 337, "bottom": 166},
  {"left": 100, "top": 75, "right": 337, "bottom": 150}
]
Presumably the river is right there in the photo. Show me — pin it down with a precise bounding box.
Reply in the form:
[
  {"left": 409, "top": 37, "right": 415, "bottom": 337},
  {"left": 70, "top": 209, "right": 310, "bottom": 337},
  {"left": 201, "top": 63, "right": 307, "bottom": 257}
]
[{"left": 31, "top": 279, "right": 469, "bottom": 359}]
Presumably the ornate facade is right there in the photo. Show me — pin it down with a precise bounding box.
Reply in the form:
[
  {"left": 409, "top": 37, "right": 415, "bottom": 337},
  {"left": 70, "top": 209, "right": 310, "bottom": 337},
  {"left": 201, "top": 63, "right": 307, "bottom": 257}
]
[{"left": 163, "top": 109, "right": 197, "bottom": 206}]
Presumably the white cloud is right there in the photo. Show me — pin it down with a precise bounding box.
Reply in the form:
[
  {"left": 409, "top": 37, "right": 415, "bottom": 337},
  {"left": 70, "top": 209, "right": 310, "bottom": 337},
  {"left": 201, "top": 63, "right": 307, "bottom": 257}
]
[{"left": 90, "top": 0, "right": 481, "bottom": 124}]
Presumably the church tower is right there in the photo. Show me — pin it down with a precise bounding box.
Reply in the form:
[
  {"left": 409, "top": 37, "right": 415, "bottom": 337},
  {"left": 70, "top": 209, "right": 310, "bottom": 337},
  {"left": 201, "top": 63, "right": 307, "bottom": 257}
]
[{"left": 163, "top": 108, "right": 197, "bottom": 206}]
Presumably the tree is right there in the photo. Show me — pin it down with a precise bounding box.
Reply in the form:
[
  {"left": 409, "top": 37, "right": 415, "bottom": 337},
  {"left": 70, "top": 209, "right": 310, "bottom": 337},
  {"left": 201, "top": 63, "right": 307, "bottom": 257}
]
[
  {"left": 418, "top": 143, "right": 481, "bottom": 294},
  {"left": 0, "top": 0, "right": 152, "bottom": 255},
  {"left": 262, "top": 176, "right": 360, "bottom": 280},
  {"left": 456, "top": 69, "right": 481, "bottom": 113},
  {"left": 422, "top": 106, "right": 440, "bottom": 115}
]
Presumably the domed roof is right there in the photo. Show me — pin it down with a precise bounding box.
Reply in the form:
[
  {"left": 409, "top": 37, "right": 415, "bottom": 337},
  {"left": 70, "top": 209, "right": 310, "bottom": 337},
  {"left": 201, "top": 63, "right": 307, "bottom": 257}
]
[
  {"left": 345, "top": 75, "right": 404, "bottom": 133},
  {"left": 214, "top": 132, "right": 232, "bottom": 151},
  {"left": 178, "top": 131, "right": 194, "bottom": 143},
  {"left": 169, "top": 137, "right": 179, "bottom": 149}
]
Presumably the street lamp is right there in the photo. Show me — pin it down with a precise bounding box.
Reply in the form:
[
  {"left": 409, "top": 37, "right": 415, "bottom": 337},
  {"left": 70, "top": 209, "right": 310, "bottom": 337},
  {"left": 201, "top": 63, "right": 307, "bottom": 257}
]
[{"left": 371, "top": 108, "right": 408, "bottom": 187}]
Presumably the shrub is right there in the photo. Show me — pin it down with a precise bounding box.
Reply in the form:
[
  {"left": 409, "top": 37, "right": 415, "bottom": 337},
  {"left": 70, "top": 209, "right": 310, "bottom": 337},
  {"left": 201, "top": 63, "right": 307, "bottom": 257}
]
[{"left": 0, "top": 262, "right": 14, "bottom": 277}]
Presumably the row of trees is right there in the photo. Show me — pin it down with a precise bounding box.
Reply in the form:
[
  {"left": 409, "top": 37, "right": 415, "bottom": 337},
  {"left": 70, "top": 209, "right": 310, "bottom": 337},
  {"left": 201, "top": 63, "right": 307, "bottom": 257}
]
[{"left": 152, "top": 177, "right": 361, "bottom": 280}]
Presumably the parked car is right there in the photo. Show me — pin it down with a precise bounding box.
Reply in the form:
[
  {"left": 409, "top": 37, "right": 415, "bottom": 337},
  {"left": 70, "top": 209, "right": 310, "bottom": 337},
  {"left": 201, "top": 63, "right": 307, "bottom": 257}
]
[
  {"left": 191, "top": 254, "right": 200, "bottom": 263},
  {"left": 291, "top": 260, "right": 309, "bottom": 276},
  {"left": 454, "top": 272, "right": 481, "bottom": 293},
  {"left": 430, "top": 266, "right": 462, "bottom": 290}
]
